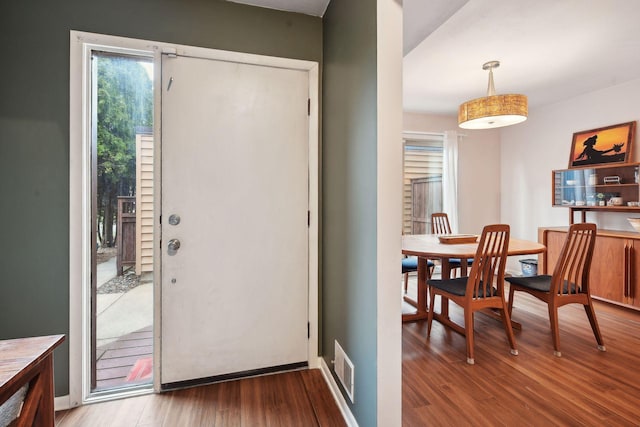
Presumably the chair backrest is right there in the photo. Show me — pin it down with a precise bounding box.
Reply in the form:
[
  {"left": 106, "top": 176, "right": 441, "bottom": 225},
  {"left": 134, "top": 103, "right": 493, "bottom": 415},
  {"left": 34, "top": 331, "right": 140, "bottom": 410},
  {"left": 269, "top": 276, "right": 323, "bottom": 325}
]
[
  {"left": 431, "top": 212, "right": 452, "bottom": 235},
  {"left": 551, "top": 222, "right": 597, "bottom": 296},
  {"left": 466, "top": 224, "right": 510, "bottom": 300}
]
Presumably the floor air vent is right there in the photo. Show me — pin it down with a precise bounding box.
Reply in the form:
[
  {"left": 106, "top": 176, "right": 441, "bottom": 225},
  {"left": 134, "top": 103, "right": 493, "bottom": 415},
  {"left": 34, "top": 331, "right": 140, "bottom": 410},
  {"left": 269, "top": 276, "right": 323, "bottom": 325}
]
[{"left": 334, "top": 340, "right": 354, "bottom": 402}]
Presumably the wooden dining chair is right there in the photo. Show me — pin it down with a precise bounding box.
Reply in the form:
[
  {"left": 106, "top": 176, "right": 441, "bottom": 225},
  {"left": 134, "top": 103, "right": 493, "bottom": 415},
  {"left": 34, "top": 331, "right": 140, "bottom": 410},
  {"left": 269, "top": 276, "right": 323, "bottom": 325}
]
[
  {"left": 403, "top": 256, "right": 434, "bottom": 294},
  {"left": 431, "top": 212, "right": 452, "bottom": 235},
  {"left": 506, "top": 222, "right": 605, "bottom": 357},
  {"left": 402, "top": 229, "right": 434, "bottom": 293},
  {"left": 427, "top": 224, "right": 517, "bottom": 364},
  {"left": 431, "top": 212, "right": 473, "bottom": 277}
]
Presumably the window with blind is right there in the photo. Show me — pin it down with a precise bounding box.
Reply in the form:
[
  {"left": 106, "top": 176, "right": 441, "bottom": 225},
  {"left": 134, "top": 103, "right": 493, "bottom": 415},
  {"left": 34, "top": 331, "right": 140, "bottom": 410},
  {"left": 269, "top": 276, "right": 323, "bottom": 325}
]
[{"left": 403, "top": 134, "right": 444, "bottom": 234}]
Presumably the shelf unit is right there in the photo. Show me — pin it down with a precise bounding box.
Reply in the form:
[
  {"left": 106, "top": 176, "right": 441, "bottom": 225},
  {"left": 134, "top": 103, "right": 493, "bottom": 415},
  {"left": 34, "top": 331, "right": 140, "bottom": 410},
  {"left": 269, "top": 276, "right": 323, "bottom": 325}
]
[{"left": 552, "top": 163, "right": 640, "bottom": 223}]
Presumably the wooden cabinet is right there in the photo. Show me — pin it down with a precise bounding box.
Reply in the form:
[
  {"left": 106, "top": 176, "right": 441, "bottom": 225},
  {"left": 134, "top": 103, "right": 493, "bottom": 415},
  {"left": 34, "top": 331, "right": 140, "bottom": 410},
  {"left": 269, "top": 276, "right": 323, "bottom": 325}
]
[
  {"left": 552, "top": 163, "right": 640, "bottom": 223},
  {"left": 589, "top": 235, "right": 628, "bottom": 303},
  {"left": 539, "top": 227, "right": 640, "bottom": 310}
]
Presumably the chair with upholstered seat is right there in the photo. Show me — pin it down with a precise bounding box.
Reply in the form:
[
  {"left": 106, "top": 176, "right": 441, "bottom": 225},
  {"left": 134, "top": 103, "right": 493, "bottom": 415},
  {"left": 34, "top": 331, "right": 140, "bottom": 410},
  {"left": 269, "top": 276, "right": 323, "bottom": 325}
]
[
  {"left": 506, "top": 222, "right": 605, "bottom": 357},
  {"left": 403, "top": 256, "right": 434, "bottom": 294},
  {"left": 431, "top": 212, "right": 473, "bottom": 277},
  {"left": 427, "top": 224, "right": 517, "bottom": 364}
]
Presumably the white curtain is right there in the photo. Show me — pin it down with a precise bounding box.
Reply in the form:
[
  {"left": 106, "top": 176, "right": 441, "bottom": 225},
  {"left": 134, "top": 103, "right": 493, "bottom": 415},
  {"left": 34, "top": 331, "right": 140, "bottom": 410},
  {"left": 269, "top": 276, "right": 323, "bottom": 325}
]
[{"left": 443, "top": 130, "right": 459, "bottom": 233}]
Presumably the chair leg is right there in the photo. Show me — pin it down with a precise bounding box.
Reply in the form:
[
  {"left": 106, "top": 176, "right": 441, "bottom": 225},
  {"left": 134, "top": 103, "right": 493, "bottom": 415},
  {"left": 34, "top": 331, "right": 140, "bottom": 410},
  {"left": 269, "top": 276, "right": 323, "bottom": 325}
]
[
  {"left": 548, "top": 304, "right": 562, "bottom": 357},
  {"left": 464, "top": 309, "right": 475, "bottom": 364},
  {"left": 507, "top": 285, "right": 516, "bottom": 316},
  {"left": 425, "top": 281, "right": 430, "bottom": 312},
  {"left": 427, "top": 287, "right": 436, "bottom": 338},
  {"left": 499, "top": 301, "right": 518, "bottom": 356},
  {"left": 583, "top": 299, "right": 606, "bottom": 351},
  {"left": 403, "top": 272, "right": 409, "bottom": 294}
]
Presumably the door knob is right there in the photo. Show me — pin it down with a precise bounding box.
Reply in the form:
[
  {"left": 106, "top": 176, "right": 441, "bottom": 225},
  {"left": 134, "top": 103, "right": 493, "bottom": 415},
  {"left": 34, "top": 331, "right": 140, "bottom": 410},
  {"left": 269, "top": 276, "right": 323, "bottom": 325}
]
[{"left": 168, "top": 239, "right": 181, "bottom": 254}]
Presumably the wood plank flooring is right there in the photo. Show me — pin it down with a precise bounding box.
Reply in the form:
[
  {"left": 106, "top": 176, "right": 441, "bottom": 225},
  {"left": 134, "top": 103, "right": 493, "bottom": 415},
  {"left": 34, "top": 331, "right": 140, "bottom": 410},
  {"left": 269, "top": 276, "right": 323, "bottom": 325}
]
[
  {"left": 57, "top": 275, "right": 640, "bottom": 426},
  {"left": 55, "top": 369, "right": 346, "bottom": 427},
  {"left": 403, "top": 276, "right": 640, "bottom": 426}
]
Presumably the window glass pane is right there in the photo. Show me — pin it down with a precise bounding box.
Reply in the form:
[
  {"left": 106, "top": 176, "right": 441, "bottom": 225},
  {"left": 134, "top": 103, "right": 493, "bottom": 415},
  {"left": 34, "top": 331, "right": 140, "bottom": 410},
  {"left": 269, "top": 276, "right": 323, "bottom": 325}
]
[
  {"left": 403, "top": 138, "right": 443, "bottom": 234},
  {"left": 93, "top": 52, "right": 154, "bottom": 393}
]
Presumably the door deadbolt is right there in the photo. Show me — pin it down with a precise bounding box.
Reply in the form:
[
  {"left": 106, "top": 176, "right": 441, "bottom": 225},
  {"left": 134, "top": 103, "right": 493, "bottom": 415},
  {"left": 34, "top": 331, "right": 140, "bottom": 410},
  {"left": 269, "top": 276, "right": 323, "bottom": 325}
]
[
  {"left": 168, "top": 239, "right": 181, "bottom": 254},
  {"left": 168, "top": 214, "right": 181, "bottom": 225}
]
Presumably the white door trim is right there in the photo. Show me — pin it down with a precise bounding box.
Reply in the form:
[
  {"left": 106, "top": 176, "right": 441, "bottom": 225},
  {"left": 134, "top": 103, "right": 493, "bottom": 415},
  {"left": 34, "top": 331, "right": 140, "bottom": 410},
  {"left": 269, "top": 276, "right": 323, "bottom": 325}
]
[{"left": 69, "top": 30, "right": 319, "bottom": 406}]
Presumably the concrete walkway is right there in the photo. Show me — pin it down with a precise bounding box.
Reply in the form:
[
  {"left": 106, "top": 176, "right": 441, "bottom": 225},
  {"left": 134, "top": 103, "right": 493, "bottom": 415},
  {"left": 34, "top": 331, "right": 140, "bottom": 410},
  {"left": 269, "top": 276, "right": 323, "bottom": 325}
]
[{"left": 96, "top": 257, "right": 153, "bottom": 348}]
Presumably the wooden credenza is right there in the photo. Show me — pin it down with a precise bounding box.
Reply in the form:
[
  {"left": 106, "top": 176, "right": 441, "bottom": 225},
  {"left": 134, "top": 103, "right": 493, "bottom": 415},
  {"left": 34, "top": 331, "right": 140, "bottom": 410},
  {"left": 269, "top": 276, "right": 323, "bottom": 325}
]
[{"left": 539, "top": 227, "right": 640, "bottom": 310}]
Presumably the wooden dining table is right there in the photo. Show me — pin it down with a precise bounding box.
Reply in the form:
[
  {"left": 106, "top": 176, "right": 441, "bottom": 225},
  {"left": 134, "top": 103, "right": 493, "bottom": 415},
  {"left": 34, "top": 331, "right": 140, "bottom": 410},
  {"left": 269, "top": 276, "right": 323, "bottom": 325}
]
[{"left": 402, "top": 234, "right": 546, "bottom": 323}]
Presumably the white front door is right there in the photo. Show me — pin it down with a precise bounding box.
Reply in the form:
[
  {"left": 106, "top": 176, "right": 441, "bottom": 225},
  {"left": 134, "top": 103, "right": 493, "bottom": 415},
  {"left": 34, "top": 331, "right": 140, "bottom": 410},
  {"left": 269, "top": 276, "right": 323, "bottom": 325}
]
[{"left": 160, "top": 54, "right": 310, "bottom": 385}]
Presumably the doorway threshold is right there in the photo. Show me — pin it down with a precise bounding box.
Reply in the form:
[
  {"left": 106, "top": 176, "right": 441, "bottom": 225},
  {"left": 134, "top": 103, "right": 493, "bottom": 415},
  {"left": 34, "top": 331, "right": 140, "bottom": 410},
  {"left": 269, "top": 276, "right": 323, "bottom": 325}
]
[{"left": 85, "top": 382, "right": 153, "bottom": 405}]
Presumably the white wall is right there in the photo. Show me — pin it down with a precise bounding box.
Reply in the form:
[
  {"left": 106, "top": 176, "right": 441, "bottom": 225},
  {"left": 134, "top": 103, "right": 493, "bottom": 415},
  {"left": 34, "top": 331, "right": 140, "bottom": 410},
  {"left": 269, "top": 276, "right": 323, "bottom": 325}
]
[
  {"left": 378, "top": 0, "right": 403, "bottom": 425},
  {"left": 501, "top": 77, "right": 640, "bottom": 237},
  {"left": 500, "top": 77, "right": 640, "bottom": 271},
  {"left": 406, "top": 78, "right": 640, "bottom": 274},
  {"left": 404, "top": 112, "right": 501, "bottom": 234}
]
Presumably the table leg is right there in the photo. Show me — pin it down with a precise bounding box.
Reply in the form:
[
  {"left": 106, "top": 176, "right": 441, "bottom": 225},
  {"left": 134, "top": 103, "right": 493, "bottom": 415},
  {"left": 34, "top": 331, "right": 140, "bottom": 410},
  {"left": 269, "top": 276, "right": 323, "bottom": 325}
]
[
  {"left": 16, "top": 356, "right": 54, "bottom": 427},
  {"left": 40, "top": 356, "right": 55, "bottom": 426},
  {"left": 440, "top": 258, "right": 451, "bottom": 318},
  {"left": 460, "top": 258, "right": 469, "bottom": 276}
]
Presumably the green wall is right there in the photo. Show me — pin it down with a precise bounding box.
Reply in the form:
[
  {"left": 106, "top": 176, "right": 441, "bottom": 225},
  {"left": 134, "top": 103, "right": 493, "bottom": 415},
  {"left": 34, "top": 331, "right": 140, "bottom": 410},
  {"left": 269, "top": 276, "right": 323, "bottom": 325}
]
[
  {"left": 322, "top": 0, "right": 379, "bottom": 425},
  {"left": 0, "top": 0, "right": 321, "bottom": 397}
]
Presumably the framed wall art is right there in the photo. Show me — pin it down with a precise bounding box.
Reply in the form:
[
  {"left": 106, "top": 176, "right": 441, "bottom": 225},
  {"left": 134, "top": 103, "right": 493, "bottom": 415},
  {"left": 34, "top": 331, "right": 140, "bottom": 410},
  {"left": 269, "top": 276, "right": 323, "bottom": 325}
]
[{"left": 569, "top": 121, "right": 635, "bottom": 168}]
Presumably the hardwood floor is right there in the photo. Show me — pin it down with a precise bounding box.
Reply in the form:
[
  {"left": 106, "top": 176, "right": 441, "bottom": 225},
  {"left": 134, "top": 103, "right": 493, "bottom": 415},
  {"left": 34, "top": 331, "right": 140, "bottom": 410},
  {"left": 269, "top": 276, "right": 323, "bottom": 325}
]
[
  {"left": 55, "top": 370, "right": 346, "bottom": 427},
  {"left": 57, "top": 276, "right": 640, "bottom": 426},
  {"left": 403, "top": 276, "right": 640, "bottom": 426}
]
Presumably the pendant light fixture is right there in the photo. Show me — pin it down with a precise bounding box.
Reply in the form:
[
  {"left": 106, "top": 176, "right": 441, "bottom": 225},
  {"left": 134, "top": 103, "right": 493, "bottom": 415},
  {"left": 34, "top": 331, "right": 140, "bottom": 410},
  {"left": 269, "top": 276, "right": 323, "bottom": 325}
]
[{"left": 458, "top": 61, "right": 527, "bottom": 129}]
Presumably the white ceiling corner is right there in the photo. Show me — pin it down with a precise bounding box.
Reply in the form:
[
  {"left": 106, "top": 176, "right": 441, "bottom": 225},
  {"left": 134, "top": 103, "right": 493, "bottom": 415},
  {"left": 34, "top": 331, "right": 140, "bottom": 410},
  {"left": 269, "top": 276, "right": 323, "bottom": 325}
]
[
  {"left": 227, "top": 0, "right": 330, "bottom": 17},
  {"left": 403, "top": 0, "right": 469, "bottom": 55}
]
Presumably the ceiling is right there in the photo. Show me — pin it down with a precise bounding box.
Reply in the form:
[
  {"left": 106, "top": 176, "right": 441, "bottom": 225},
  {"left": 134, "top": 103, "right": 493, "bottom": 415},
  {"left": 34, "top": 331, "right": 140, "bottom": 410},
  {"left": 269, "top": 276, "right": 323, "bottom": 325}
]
[
  {"left": 227, "top": 0, "right": 330, "bottom": 17},
  {"left": 229, "top": 0, "right": 640, "bottom": 115},
  {"left": 404, "top": 0, "right": 640, "bottom": 114}
]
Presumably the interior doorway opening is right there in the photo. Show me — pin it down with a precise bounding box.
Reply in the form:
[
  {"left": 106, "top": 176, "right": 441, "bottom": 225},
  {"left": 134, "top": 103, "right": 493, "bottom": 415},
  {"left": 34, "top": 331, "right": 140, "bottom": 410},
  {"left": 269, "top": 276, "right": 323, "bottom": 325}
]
[{"left": 90, "top": 52, "right": 154, "bottom": 394}]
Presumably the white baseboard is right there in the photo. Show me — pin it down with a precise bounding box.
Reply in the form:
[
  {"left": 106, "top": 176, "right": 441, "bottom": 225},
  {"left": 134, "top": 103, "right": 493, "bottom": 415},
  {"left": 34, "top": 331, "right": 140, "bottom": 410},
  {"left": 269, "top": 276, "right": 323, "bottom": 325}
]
[
  {"left": 55, "top": 395, "right": 71, "bottom": 411},
  {"left": 318, "top": 357, "right": 358, "bottom": 427}
]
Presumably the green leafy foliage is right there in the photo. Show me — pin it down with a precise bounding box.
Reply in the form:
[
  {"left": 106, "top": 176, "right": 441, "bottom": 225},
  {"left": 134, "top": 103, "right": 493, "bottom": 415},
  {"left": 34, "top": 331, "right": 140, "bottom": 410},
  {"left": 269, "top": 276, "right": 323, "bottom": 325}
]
[{"left": 96, "top": 55, "right": 152, "bottom": 247}]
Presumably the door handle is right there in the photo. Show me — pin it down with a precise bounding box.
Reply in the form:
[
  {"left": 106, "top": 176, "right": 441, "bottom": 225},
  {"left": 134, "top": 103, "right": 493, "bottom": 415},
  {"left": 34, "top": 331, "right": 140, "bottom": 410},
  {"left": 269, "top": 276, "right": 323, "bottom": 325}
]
[
  {"left": 168, "top": 239, "right": 181, "bottom": 254},
  {"left": 629, "top": 244, "right": 635, "bottom": 299},
  {"left": 624, "top": 245, "right": 630, "bottom": 298},
  {"left": 168, "top": 214, "right": 181, "bottom": 225}
]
